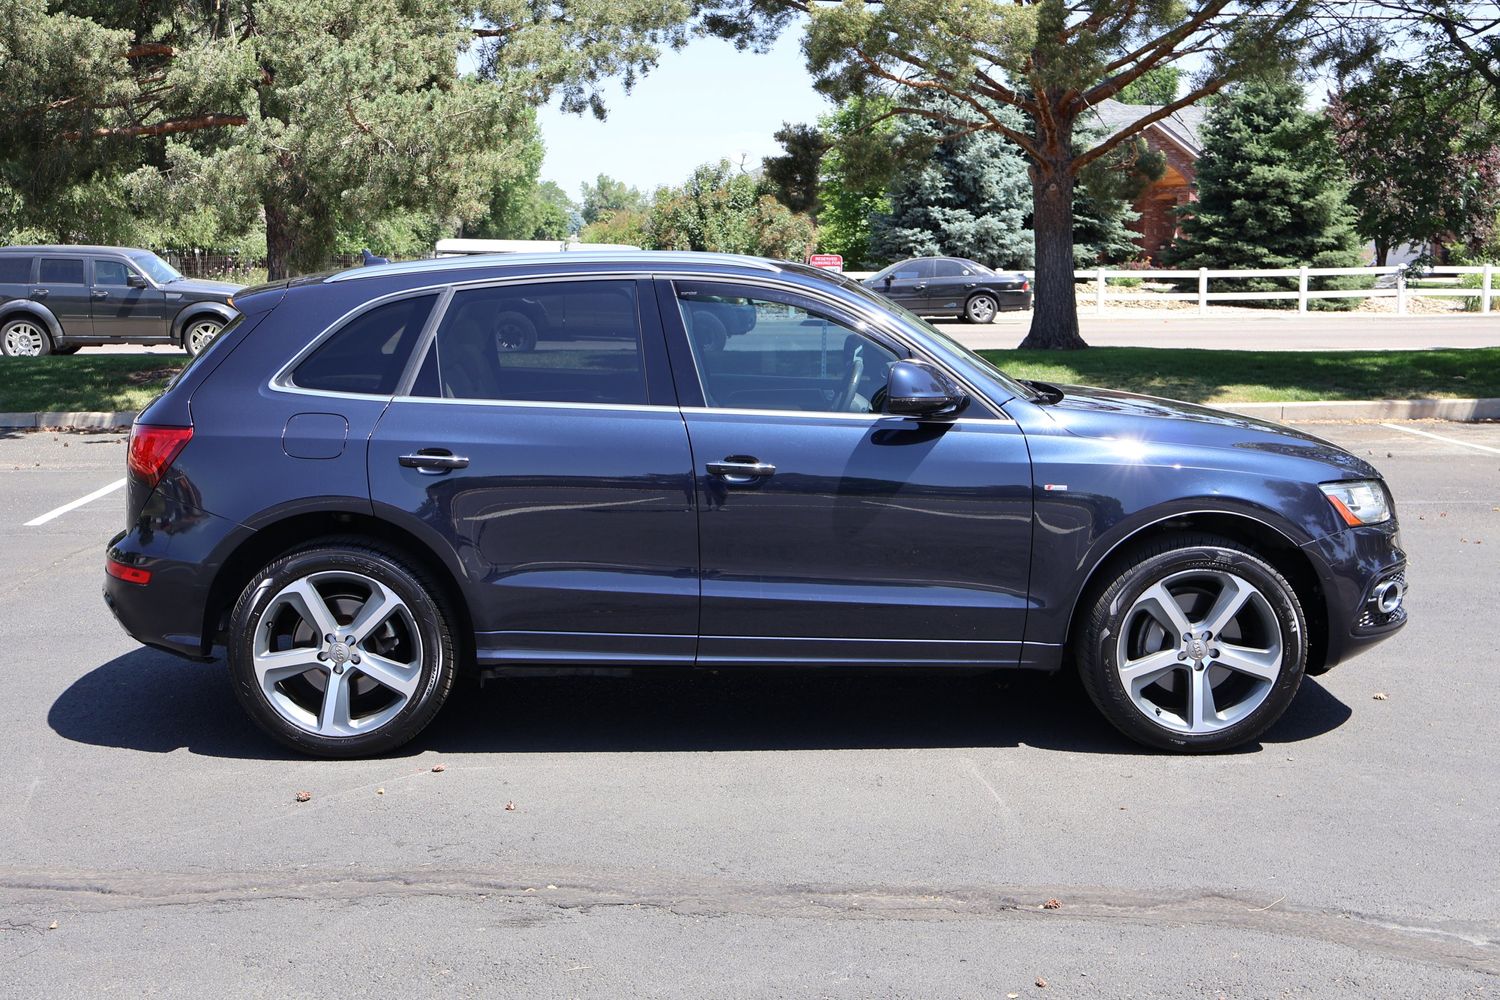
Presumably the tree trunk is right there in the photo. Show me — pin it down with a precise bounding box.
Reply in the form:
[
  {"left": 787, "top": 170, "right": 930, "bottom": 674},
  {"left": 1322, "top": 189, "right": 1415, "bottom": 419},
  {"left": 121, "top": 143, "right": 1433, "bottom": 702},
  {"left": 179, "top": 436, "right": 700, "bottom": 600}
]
[
  {"left": 265, "top": 199, "right": 294, "bottom": 281},
  {"left": 1374, "top": 238, "right": 1389, "bottom": 268},
  {"left": 1019, "top": 155, "right": 1088, "bottom": 350}
]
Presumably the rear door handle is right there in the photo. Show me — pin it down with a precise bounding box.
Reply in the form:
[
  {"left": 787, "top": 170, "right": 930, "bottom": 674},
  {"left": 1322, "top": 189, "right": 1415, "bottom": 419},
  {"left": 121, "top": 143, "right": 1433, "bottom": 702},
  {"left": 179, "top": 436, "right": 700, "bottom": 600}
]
[
  {"left": 29, "top": 288, "right": 48, "bottom": 300},
  {"left": 707, "top": 458, "right": 775, "bottom": 483},
  {"left": 399, "top": 449, "right": 469, "bottom": 474}
]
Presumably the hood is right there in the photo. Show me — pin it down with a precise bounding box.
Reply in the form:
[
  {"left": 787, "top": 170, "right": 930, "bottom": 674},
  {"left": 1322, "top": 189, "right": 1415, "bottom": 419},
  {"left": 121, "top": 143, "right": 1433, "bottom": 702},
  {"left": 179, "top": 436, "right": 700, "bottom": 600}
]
[
  {"left": 167, "top": 277, "right": 241, "bottom": 298},
  {"left": 1036, "top": 382, "right": 1381, "bottom": 480}
]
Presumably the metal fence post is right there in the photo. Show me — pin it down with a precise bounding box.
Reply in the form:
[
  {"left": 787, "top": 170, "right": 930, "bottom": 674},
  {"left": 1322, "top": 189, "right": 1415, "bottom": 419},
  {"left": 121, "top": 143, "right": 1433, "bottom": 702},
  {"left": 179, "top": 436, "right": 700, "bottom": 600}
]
[
  {"left": 1096, "top": 267, "right": 1106, "bottom": 315},
  {"left": 1485, "top": 264, "right": 1494, "bottom": 314},
  {"left": 1198, "top": 267, "right": 1208, "bottom": 316},
  {"left": 1397, "top": 266, "right": 1407, "bottom": 315},
  {"left": 1298, "top": 266, "right": 1309, "bottom": 313}
]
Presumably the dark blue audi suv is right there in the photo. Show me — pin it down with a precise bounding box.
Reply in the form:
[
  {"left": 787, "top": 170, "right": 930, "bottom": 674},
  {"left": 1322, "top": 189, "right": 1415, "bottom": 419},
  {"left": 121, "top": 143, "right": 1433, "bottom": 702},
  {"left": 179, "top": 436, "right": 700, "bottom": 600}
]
[{"left": 104, "top": 252, "right": 1408, "bottom": 756}]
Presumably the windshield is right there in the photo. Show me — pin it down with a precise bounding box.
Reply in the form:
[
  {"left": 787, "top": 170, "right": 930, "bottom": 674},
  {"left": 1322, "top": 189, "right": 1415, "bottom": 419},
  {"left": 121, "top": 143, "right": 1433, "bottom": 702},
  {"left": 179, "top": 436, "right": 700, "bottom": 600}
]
[
  {"left": 129, "top": 251, "right": 182, "bottom": 285},
  {"left": 828, "top": 272, "right": 1038, "bottom": 402}
]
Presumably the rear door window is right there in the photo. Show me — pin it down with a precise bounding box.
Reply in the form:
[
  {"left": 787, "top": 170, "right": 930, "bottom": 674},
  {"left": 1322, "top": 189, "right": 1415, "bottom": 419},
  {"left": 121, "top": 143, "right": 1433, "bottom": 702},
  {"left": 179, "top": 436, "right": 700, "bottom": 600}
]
[
  {"left": 38, "top": 258, "right": 85, "bottom": 284},
  {"left": 0, "top": 256, "right": 34, "bottom": 283},
  {"left": 291, "top": 294, "right": 437, "bottom": 396},
  {"left": 414, "top": 279, "right": 648, "bottom": 405}
]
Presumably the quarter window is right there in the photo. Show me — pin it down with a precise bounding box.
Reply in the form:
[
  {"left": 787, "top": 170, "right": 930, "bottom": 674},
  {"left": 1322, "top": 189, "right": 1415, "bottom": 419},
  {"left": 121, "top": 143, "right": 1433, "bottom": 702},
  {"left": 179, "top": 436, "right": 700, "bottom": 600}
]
[
  {"left": 93, "top": 260, "right": 132, "bottom": 286},
  {"left": 674, "top": 282, "right": 900, "bottom": 413},
  {"left": 416, "top": 280, "right": 647, "bottom": 405},
  {"left": 0, "top": 256, "right": 34, "bottom": 283},
  {"left": 292, "top": 294, "right": 437, "bottom": 396},
  {"left": 39, "top": 258, "right": 85, "bottom": 284}
]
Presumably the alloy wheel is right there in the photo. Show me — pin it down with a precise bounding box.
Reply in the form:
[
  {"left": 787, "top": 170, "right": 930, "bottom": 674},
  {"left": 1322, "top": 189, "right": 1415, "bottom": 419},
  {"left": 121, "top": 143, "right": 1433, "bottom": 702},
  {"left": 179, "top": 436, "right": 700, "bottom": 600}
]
[
  {"left": 3, "top": 321, "right": 46, "bottom": 356},
  {"left": 185, "top": 320, "right": 222, "bottom": 355},
  {"left": 252, "top": 570, "right": 424, "bottom": 738},
  {"left": 1115, "top": 569, "right": 1284, "bottom": 735},
  {"left": 967, "top": 295, "right": 997, "bottom": 323}
]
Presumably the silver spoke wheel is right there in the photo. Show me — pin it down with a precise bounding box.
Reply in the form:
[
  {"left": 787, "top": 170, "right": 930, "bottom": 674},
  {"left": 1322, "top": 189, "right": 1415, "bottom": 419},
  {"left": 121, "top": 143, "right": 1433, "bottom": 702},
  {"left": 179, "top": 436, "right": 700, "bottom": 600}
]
[
  {"left": 1116, "top": 569, "right": 1283, "bottom": 735},
  {"left": 3, "top": 321, "right": 45, "bottom": 356},
  {"left": 967, "top": 295, "right": 997, "bottom": 323},
  {"left": 185, "top": 320, "right": 222, "bottom": 355},
  {"left": 251, "top": 570, "right": 422, "bottom": 738}
]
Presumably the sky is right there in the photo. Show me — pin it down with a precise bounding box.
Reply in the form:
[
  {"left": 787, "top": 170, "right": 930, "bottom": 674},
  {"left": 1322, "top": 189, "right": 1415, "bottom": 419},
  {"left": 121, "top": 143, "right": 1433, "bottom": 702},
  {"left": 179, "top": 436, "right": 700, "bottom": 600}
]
[{"left": 534, "top": 31, "right": 830, "bottom": 200}]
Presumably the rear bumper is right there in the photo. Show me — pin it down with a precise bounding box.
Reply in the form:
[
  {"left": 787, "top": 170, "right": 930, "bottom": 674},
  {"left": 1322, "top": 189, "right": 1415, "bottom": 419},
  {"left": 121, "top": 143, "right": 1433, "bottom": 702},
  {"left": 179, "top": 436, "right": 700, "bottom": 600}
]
[
  {"left": 104, "top": 501, "right": 241, "bottom": 660},
  {"left": 1302, "top": 523, "right": 1408, "bottom": 671}
]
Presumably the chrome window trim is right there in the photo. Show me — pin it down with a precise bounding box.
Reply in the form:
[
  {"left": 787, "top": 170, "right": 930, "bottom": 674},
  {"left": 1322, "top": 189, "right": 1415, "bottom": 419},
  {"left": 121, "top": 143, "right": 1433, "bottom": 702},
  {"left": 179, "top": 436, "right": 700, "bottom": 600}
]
[
  {"left": 676, "top": 406, "right": 1009, "bottom": 427},
  {"left": 269, "top": 286, "right": 447, "bottom": 398},
  {"left": 324, "top": 251, "right": 782, "bottom": 283}
]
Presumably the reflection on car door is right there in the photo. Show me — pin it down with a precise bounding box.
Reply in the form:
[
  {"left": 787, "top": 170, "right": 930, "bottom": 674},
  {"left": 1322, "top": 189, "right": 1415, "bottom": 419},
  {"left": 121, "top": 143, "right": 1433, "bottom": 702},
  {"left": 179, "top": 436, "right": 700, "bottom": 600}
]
[
  {"left": 90, "top": 258, "right": 168, "bottom": 341},
  {"left": 368, "top": 277, "right": 700, "bottom": 666},
  {"left": 660, "top": 278, "right": 1034, "bottom": 666},
  {"left": 36, "top": 257, "right": 91, "bottom": 338}
]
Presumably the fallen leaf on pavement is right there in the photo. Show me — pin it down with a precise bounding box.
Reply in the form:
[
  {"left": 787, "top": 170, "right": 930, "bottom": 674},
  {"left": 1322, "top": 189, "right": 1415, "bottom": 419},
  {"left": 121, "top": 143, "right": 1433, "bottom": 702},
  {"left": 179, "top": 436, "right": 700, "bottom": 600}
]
[
  {"left": 47, "top": 921, "right": 58, "bottom": 931},
  {"left": 1036, "top": 977, "right": 1048, "bottom": 988},
  {"left": 1373, "top": 692, "right": 1389, "bottom": 700},
  {"left": 1043, "top": 898, "right": 1061, "bottom": 910},
  {"left": 505, "top": 801, "right": 517, "bottom": 811},
  {"left": 295, "top": 790, "right": 311, "bottom": 803},
  {"left": 431, "top": 764, "right": 446, "bottom": 773},
  {"left": 1007, "top": 993, "right": 1019, "bottom": 999},
  {"left": 376, "top": 788, "right": 385, "bottom": 795}
]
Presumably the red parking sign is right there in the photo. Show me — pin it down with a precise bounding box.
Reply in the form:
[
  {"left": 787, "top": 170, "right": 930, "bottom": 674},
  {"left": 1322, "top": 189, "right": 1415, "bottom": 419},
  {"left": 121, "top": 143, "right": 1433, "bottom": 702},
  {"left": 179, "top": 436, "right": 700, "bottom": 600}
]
[{"left": 807, "top": 254, "right": 844, "bottom": 271}]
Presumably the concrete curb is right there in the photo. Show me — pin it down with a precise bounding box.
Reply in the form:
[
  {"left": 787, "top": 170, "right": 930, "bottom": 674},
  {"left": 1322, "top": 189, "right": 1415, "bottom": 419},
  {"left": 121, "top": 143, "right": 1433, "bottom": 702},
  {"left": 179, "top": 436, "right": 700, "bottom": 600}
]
[
  {"left": 0, "top": 411, "right": 136, "bottom": 430},
  {"left": 1, "top": 398, "right": 1497, "bottom": 429},
  {"left": 1224, "top": 397, "right": 1500, "bottom": 422}
]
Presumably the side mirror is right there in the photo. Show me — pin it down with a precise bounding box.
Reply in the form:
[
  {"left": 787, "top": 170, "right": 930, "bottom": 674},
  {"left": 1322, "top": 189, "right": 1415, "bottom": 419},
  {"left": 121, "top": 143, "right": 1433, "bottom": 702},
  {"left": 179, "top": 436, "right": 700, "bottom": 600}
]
[
  {"left": 883, "top": 360, "right": 967, "bottom": 418},
  {"left": 127, "top": 272, "right": 148, "bottom": 288},
  {"left": 882, "top": 275, "right": 894, "bottom": 288}
]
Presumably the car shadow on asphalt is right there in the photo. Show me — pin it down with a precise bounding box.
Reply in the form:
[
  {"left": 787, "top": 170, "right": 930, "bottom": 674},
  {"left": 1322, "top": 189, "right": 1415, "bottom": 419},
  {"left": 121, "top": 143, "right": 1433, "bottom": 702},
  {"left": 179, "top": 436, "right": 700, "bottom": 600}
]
[{"left": 50, "top": 647, "right": 1353, "bottom": 760}]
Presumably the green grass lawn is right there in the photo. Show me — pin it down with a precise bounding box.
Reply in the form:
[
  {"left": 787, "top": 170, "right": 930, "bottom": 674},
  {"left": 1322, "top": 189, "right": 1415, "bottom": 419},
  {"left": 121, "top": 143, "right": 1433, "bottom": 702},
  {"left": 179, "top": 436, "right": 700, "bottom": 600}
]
[
  {"left": 0, "top": 356, "right": 188, "bottom": 412},
  {"left": 980, "top": 346, "right": 1500, "bottom": 404},
  {"left": 2, "top": 346, "right": 1497, "bottom": 412}
]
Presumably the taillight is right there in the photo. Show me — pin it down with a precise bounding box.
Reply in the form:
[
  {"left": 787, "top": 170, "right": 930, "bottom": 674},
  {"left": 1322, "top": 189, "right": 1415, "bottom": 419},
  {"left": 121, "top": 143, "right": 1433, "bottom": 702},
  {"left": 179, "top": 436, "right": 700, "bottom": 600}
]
[
  {"left": 106, "top": 558, "right": 152, "bottom": 585},
  {"left": 1022, "top": 280, "right": 1030, "bottom": 292},
  {"left": 127, "top": 424, "right": 193, "bottom": 487}
]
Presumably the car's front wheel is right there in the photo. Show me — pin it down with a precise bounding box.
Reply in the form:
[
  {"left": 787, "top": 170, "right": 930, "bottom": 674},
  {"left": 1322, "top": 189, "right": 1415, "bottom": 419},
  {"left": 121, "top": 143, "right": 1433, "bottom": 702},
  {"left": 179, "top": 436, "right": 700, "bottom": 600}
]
[
  {"left": 227, "top": 540, "right": 458, "bottom": 758},
  {"left": 183, "top": 317, "right": 224, "bottom": 356},
  {"left": 964, "top": 293, "right": 999, "bottom": 324},
  {"left": 1077, "top": 536, "right": 1307, "bottom": 752},
  {"left": 1, "top": 317, "right": 53, "bottom": 356}
]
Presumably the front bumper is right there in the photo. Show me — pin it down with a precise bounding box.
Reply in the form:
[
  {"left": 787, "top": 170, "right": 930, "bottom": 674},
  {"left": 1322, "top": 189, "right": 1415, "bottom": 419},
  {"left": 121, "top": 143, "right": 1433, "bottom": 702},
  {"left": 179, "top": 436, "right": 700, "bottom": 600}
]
[{"left": 1301, "top": 523, "right": 1408, "bottom": 672}]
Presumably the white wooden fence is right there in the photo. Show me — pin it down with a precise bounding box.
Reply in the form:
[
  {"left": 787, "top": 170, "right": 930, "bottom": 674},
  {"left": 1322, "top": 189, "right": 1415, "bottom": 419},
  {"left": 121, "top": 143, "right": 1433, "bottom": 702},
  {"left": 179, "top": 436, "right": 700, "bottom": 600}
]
[
  {"left": 844, "top": 264, "right": 1497, "bottom": 315},
  {"left": 1069, "top": 264, "right": 1494, "bottom": 315}
]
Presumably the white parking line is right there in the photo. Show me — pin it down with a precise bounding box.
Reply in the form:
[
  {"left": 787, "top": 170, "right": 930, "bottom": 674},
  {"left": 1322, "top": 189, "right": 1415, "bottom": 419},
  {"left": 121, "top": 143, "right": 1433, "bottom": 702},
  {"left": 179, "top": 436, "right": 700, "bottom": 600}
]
[
  {"left": 25, "top": 478, "right": 127, "bottom": 527},
  {"left": 1380, "top": 423, "right": 1500, "bottom": 457}
]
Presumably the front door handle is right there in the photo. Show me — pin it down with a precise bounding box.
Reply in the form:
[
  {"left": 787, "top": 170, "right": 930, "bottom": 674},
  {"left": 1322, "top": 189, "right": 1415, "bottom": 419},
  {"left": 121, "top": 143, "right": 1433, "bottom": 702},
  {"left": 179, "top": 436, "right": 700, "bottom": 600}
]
[
  {"left": 399, "top": 449, "right": 470, "bottom": 474},
  {"left": 707, "top": 457, "right": 776, "bottom": 483},
  {"left": 91, "top": 289, "right": 109, "bottom": 300},
  {"left": 29, "top": 288, "right": 48, "bottom": 300}
]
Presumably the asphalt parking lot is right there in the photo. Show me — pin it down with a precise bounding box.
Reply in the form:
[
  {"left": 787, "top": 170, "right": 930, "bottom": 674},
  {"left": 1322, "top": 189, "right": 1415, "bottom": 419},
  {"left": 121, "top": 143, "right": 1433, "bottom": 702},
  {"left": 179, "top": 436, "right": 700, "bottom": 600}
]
[{"left": 0, "top": 420, "right": 1497, "bottom": 997}]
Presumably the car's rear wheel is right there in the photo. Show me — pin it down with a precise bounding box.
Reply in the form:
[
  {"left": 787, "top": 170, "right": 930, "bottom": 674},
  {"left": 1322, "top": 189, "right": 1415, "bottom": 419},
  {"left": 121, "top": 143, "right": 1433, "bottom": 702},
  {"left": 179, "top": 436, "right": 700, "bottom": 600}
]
[
  {"left": 53, "top": 345, "right": 82, "bottom": 355},
  {"left": 1, "top": 318, "right": 52, "bottom": 356},
  {"left": 1077, "top": 535, "right": 1307, "bottom": 752},
  {"left": 183, "top": 318, "right": 224, "bottom": 356},
  {"left": 227, "top": 540, "right": 457, "bottom": 758},
  {"left": 494, "top": 310, "right": 537, "bottom": 352},
  {"left": 964, "top": 293, "right": 999, "bottom": 324}
]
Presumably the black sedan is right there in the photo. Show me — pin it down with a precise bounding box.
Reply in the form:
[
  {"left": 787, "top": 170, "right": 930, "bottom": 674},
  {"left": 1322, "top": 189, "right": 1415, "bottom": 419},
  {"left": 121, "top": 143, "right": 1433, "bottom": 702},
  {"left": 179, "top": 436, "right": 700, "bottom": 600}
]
[{"left": 862, "top": 256, "right": 1031, "bottom": 323}]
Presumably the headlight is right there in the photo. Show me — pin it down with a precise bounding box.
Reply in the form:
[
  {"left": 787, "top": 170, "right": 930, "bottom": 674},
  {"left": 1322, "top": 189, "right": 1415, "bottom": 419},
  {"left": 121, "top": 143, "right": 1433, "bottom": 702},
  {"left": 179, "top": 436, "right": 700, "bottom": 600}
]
[{"left": 1320, "top": 480, "right": 1391, "bottom": 526}]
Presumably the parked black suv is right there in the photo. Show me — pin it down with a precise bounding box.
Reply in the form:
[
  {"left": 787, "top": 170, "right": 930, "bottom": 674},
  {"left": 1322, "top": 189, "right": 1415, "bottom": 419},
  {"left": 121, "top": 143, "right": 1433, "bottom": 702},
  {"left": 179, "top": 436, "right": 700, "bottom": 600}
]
[
  {"left": 862, "top": 256, "right": 1031, "bottom": 323},
  {"left": 0, "top": 246, "right": 240, "bottom": 357}
]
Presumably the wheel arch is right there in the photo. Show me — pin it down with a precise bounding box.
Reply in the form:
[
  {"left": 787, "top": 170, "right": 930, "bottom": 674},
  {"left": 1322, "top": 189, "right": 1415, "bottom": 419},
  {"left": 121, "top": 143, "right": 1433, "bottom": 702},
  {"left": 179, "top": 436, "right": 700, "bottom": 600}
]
[
  {"left": 1063, "top": 509, "right": 1331, "bottom": 675},
  {"left": 0, "top": 302, "right": 62, "bottom": 342},
  {"left": 203, "top": 508, "right": 475, "bottom": 667},
  {"left": 172, "top": 303, "right": 237, "bottom": 345}
]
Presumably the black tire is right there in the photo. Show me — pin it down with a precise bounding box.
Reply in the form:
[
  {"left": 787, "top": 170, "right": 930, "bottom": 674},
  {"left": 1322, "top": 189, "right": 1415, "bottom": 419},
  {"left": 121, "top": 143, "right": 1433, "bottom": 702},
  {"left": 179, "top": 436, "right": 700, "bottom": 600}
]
[
  {"left": 1, "top": 316, "right": 54, "bottom": 356},
  {"left": 53, "top": 345, "right": 82, "bottom": 355},
  {"left": 227, "top": 538, "right": 458, "bottom": 758},
  {"left": 964, "top": 293, "right": 999, "bottom": 324},
  {"left": 182, "top": 317, "right": 224, "bottom": 357},
  {"left": 493, "top": 310, "right": 538, "bottom": 352},
  {"left": 1076, "top": 534, "right": 1307, "bottom": 753}
]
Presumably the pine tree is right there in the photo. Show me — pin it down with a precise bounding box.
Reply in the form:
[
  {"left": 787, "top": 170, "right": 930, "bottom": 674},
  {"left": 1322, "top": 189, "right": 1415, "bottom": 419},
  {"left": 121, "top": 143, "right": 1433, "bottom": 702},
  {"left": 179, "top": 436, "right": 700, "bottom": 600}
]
[
  {"left": 870, "top": 96, "right": 1034, "bottom": 269},
  {"left": 1169, "top": 75, "right": 1365, "bottom": 306}
]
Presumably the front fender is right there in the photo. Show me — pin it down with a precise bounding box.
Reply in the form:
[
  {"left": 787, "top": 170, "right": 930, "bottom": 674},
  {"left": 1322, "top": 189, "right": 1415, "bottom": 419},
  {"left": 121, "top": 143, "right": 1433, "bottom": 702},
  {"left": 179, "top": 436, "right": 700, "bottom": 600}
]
[{"left": 171, "top": 303, "right": 237, "bottom": 343}]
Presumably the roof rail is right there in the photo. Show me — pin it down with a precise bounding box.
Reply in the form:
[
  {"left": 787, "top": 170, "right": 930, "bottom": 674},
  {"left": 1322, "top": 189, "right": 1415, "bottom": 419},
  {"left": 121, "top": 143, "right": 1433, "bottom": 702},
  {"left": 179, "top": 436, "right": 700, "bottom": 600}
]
[{"left": 325, "top": 250, "right": 784, "bottom": 283}]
